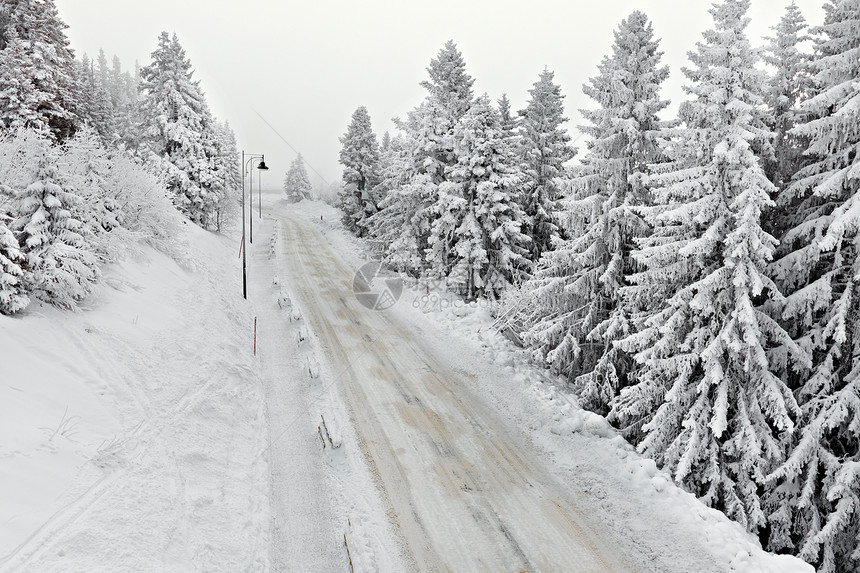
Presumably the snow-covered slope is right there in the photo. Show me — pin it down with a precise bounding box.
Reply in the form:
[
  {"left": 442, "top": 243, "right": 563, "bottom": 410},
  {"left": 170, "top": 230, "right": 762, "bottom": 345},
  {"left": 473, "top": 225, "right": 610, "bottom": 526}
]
[{"left": 0, "top": 224, "right": 270, "bottom": 571}]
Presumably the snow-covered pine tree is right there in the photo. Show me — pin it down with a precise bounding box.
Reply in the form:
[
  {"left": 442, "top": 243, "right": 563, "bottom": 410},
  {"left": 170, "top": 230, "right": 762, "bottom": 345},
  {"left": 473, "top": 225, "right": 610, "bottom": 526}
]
[
  {"left": 519, "top": 11, "right": 670, "bottom": 414},
  {"left": 73, "top": 54, "right": 114, "bottom": 142},
  {"left": 284, "top": 154, "right": 312, "bottom": 202},
  {"left": 765, "top": 1, "right": 860, "bottom": 570},
  {"left": 497, "top": 93, "right": 516, "bottom": 140},
  {"left": 338, "top": 106, "right": 380, "bottom": 236},
  {"left": 213, "top": 120, "right": 241, "bottom": 231},
  {"left": 384, "top": 41, "right": 475, "bottom": 274},
  {"left": 64, "top": 125, "right": 123, "bottom": 258},
  {"left": 517, "top": 69, "right": 576, "bottom": 262},
  {"left": 0, "top": 0, "right": 77, "bottom": 140},
  {"left": 108, "top": 55, "right": 127, "bottom": 111},
  {"left": 92, "top": 49, "right": 116, "bottom": 139},
  {"left": 116, "top": 62, "right": 143, "bottom": 155},
  {"left": 10, "top": 132, "right": 99, "bottom": 308},
  {"left": 610, "top": 0, "right": 806, "bottom": 533},
  {"left": 762, "top": 1, "right": 812, "bottom": 193},
  {"left": 365, "top": 132, "right": 425, "bottom": 271},
  {"left": 0, "top": 27, "right": 44, "bottom": 133},
  {"left": 0, "top": 179, "right": 29, "bottom": 314},
  {"left": 139, "top": 32, "right": 223, "bottom": 229},
  {"left": 0, "top": 212, "right": 29, "bottom": 314},
  {"left": 427, "top": 94, "right": 530, "bottom": 300}
]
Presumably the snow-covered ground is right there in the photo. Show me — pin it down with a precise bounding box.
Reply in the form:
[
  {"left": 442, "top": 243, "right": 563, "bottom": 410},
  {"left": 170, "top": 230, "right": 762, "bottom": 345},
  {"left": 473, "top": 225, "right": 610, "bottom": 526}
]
[
  {"left": 0, "top": 224, "right": 270, "bottom": 571},
  {"left": 0, "top": 193, "right": 814, "bottom": 572}
]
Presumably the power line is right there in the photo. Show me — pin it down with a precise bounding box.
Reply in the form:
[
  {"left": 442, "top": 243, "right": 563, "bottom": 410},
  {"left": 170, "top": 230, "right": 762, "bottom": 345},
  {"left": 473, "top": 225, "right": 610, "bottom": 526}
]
[{"left": 250, "top": 106, "right": 330, "bottom": 185}]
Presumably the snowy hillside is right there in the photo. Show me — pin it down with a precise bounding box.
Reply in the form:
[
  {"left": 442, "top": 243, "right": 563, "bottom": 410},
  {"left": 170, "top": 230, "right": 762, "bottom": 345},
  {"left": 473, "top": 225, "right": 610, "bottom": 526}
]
[{"left": 0, "top": 224, "right": 269, "bottom": 571}]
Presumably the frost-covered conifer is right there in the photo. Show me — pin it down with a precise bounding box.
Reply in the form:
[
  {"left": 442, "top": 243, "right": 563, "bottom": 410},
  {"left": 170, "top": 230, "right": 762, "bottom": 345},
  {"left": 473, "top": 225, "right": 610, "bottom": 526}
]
[
  {"left": 73, "top": 54, "right": 114, "bottom": 142},
  {"left": 0, "top": 0, "right": 77, "bottom": 140},
  {"left": 284, "top": 154, "right": 312, "bottom": 202},
  {"left": 765, "top": 1, "right": 860, "bottom": 570},
  {"left": 338, "top": 106, "right": 380, "bottom": 236},
  {"left": 115, "top": 61, "right": 142, "bottom": 154},
  {"left": 379, "top": 41, "right": 475, "bottom": 273},
  {"left": 517, "top": 69, "right": 575, "bottom": 261},
  {"left": 762, "top": 2, "right": 812, "bottom": 192},
  {"left": 427, "top": 95, "right": 530, "bottom": 299},
  {"left": 211, "top": 121, "right": 241, "bottom": 232},
  {"left": 611, "top": 0, "right": 805, "bottom": 533},
  {"left": 519, "top": 11, "right": 669, "bottom": 413},
  {"left": 497, "top": 93, "right": 516, "bottom": 139},
  {"left": 365, "top": 133, "right": 424, "bottom": 272},
  {"left": 10, "top": 133, "right": 99, "bottom": 308},
  {"left": 139, "top": 32, "right": 223, "bottom": 229},
  {"left": 0, "top": 206, "right": 29, "bottom": 314},
  {"left": 64, "top": 126, "right": 122, "bottom": 258},
  {"left": 0, "top": 28, "right": 44, "bottom": 133}
]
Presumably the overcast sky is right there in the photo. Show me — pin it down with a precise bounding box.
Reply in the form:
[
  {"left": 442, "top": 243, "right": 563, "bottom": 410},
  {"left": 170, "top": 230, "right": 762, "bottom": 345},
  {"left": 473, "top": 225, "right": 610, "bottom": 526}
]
[{"left": 55, "top": 0, "right": 825, "bottom": 188}]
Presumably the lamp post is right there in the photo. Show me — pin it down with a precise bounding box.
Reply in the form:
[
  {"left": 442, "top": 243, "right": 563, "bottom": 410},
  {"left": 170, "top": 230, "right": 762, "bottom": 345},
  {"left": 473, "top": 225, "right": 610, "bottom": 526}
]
[
  {"left": 241, "top": 152, "right": 268, "bottom": 299},
  {"left": 243, "top": 154, "right": 268, "bottom": 244},
  {"left": 258, "top": 161, "right": 266, "bottom": 218}
]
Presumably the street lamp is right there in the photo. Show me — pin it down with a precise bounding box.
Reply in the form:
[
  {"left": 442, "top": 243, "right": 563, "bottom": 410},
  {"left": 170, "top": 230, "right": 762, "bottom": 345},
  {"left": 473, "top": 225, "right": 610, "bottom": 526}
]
[
  {"left": 244, "top": 153, "right": 267, "bottom": 245},
  {"left": 240, "top": 151, "right": 268, "bottom": 300},
  {"left": 257, "top": 158, "right": 268, "bottom": 219}
]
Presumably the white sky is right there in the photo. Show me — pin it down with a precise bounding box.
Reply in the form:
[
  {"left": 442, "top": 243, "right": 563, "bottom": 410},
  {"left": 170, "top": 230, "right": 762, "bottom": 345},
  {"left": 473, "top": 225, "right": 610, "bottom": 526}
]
[{"left": 55, "top": 0, "right": 825, "bottom": 187}]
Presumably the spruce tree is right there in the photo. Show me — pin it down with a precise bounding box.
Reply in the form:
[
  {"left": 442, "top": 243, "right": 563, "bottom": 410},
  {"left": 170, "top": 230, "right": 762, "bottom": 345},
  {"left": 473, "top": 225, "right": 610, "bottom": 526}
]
[
  {"left": 762, "top": 1, "right": 812, "bottom": 192},
  {"left": 338, "top": 106, "right": 380, "bottom": 236},
  {"left": 10, "top": 132, "right": 99, "bottom": 308},
  {"left": 0, "top": 0, "right": 77, "bottom": 140},
  {"left": 766, "top": 1, "right": 860, "bottom": 570},
  {"left": 365, "top": 133, "right": 422, "bottom": 271},
  {"left": 139, "top": 32, "right": 223, "bottom": 228},
  {"left": 213, "top": 120, "right": 241, "bottom": 232},
  {"left": 497, "top": 93, "right": 516, "bottom": 139},
  {"left": 427, "top": 95, "right": 530, "bottom": 299},
  {"left": 0, "top": 27, "right": 43, "bottom": 132},
  {"left": 517, "top": 69, "right": 575, "bottom": 262},
  {"left": 519, "top": 11, "right": 670, "bottom": 414},
  {"left": 64, "top": 125, "right": 122, "bottom": 257},
  {"left": 380, "top": 41, "right": 475, "bottom": 274},
  {"left": 73, "top": 54, "right": 113, "bottom": 142},
  {"left": 611, "top": 0, "right": 805, "bottom": 533},
  {"left": 284, "top": 154, "right": 312, "bottom": 202},
  {"left": 0, "top": 209, "right": 29, "bottom": 314}
]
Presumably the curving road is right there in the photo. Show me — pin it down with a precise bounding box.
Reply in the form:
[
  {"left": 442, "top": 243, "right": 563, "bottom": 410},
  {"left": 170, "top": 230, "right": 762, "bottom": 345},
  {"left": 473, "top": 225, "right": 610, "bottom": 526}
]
[{"left": 275, "top": 208, "right": 633, "bottom": 572}]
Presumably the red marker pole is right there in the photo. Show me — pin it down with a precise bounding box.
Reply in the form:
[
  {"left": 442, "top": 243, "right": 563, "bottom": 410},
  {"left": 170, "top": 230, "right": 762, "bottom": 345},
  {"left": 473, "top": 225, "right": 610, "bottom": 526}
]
[{"left": 254, "top": 317, "right": 257, "bottom": 356}]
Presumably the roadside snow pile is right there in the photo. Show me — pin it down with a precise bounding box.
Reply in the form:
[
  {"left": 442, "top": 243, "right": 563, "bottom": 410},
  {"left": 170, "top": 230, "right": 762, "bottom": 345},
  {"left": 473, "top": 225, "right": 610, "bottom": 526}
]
[{"left": 0, "top": 223, "right": 270, "bottom": 572}]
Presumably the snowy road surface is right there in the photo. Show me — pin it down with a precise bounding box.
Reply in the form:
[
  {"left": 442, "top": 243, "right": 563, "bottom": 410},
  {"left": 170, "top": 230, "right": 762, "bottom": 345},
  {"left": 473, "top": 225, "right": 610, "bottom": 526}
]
[{"left": 276, "top": 210, "right": 628, "bottom": 571}]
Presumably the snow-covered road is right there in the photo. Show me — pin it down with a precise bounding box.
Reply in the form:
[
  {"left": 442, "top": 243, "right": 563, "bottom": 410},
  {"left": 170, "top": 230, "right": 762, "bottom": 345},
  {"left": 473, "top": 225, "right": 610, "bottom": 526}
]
[{"left": 276, "top": 210, "right": 627, "bottom": 571}]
